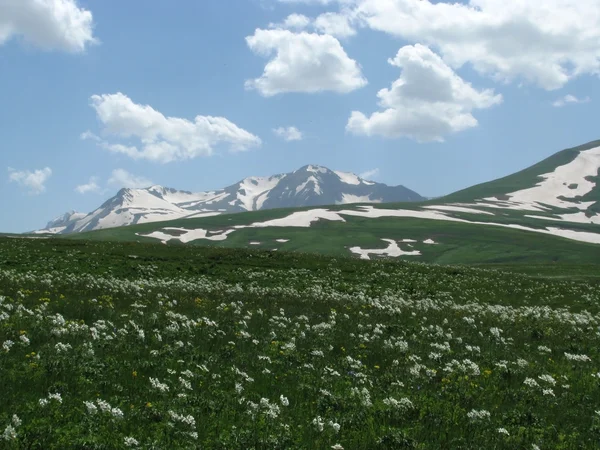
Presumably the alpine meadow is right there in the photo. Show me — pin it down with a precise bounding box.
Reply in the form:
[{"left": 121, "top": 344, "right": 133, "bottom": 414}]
[{"left": 2, "top": 0, "right": 600, "bottom": 449}]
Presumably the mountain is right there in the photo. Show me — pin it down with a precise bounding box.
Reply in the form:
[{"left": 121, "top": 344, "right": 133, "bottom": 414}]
[
  {"left": 441, "top": 139, "right": 600, "bottom": 220},
  {"left": 55, "top": 140, "right": 600, "bottom": 266},
  {"left": 39, "top": 165, "right": 424, "bottom": 234},
  {"left": 34, "top": 211, "right": 88, "bottom": 234}
]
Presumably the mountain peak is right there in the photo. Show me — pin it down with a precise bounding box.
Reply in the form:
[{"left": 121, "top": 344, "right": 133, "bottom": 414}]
[
  {"left": 295, "top": 164, "right": 331, "bottom": 174},
  {"left": 38, "top": 165, "right": 424, "bottom": 234}
]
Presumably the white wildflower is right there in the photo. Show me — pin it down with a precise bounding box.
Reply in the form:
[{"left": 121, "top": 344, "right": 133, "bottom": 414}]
[
  {"left": 124, "top": 436, "right": 139, "bottom": 447},
  {"left": 564, "top": 352, "right": 591, "bottom": 362},
  {"left": 48, "top": 393, "right": 62, "bottom": 403},
  {"left": 84, "top": 401, "right": 98, "bottom": 414},
  {"left": 467, "top": 409, "right": 490, "bottom": 421},
  {"left": 2, "top": 425, "right": 17, "bottom": 441}
]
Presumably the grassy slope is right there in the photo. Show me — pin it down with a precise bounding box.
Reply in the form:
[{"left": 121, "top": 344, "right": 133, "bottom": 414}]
[
  {"left": 62, "top": 212, "right": 600, "bottom": 265},
  {"left": 2, "top": 235, "right": 600, "bottom": 282},
  {"left": 441, "top": 139, "right": 600, "bottom": 203}
]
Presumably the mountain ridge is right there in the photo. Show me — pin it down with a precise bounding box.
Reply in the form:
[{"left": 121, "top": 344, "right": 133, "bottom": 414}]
[{"left": 38, "top": 164, "right": 423, "bottom": 234}]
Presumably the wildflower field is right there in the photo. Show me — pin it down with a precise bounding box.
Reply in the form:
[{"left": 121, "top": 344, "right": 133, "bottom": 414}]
[{"left": 1, "top": 237, "right": 600, "bottom": 449}]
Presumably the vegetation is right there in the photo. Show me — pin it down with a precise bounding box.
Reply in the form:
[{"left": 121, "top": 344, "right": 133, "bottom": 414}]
[
  {"left": 2, "top": 237, "right": 600, "bottom": 448},
  {"left": 65, "top": 214, "right": 600, "bottom": 265}
]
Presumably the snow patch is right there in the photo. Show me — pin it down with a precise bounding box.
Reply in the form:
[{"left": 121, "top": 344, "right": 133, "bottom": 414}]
[
  {"left": 237, "top": 175, "right": 283, "bottom": 211},
  {"left": 334, "top": 170, "right": 361, "bottom": 185},
  {"left": 31, "top": 227, "right": 66, "bottom": 234},
  {"left": 349, "top": 239, "right": 421, "bottom": 260},
  {"left": 339, "top": 193, "right": 380, "bottom": 204},
  {"left": 182, "top": 212, "right": 222, "bottom": 219},
  {"left": 526, "top": 212, "right": 600, "bottom": 225},
  {"left": 488, "top": 146, "right": 600, "bottom": 211},
  {"left": 242, "top": 209, "right": 346, "bottom": 228},
  {"left": 306, "top": 165, "right": 328, "bottom": 174},
  {"left": 139, "top": 228, "right": 234, "bottom": 244},
  {"left": 472, "top": 201, "right": 549, "bottom": 212},
  {"left": 423, "top": 205, "right": 494, "bottom": 216},
  {"left": 295, "top": 176, "right": 322, "bottom": 195}
]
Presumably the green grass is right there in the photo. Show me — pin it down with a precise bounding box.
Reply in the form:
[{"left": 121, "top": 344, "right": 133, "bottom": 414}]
[
  {"left": 2, "top": 237, "right": 600, "bottom": 448},
  {"left": 60, "top": 211, "right": 600, "bottom": 265}
]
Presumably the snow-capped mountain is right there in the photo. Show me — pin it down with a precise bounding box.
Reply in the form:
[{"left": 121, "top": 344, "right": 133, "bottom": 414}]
[
  {"left": 39, "top": 165, "right": 424, "bottom": 234},
  {"left": 34, "top": 211, "right": 88, "bottom": 234}
]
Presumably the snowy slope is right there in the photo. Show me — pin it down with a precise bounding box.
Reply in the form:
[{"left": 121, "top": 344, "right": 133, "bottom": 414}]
[
  {"left": 38, "top": 165, "right": 423, "bottom": 234},
  {"left": 496, "top": 145, "right": 600, "bottom": 211},
  {"left": 441, "top": 141, "right": 600, "bottom": 219}
]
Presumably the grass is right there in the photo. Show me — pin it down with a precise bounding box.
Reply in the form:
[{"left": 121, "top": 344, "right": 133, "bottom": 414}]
[
  {"left": 1, "top": 237, "right": 600, "bottom": 448},
  {"left": 61, "top": 212, "right": 600, "bottom": 266}
]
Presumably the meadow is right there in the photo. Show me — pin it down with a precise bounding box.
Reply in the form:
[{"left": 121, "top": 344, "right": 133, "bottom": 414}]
[{"left": 1, "top": 236, "right": 600, "bottom": 449}]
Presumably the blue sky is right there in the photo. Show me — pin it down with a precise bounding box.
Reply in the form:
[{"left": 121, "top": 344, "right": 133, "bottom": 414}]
[{"left": 1, "top": 0, "right": 598, "bottom": 233}]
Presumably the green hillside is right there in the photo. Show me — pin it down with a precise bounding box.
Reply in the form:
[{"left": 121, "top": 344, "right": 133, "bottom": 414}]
[
  {"left": 61, "top": 210, "right": 600, "bottom": 265},
  {"left": 442, "top": 139, "right": 600, "bottom": 205}
]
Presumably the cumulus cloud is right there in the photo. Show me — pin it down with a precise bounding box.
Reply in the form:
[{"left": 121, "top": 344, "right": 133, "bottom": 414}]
[
  {"left": 7, "top": 167, "right": 52, "bottom": 194},
  {"left": 313, "top": 12, "right": 356, "bottom": 38},
  {"left": 245, "top": 29, "right": 367, "bottom": 96},
  {"left": 85, "top": 93, "right": 262, "bottom": 163},
  {"left": 75, "top": 177, "right": 101, "bottom": 194},
  {"left": 269, "top": 13, "right": 311, "bottom": 30},
  {"left": 347, "top": 44, "right": 502, "bottom": 142},
  {"left": 273, "top": 126, "right": 303, "bottom": 141},
  {"left": 341, "top": 0, "right": 600, "bottom": 90},
  {"left": 552, "top": 94, "right": 591, "bottom": 107},
  {"left": 359, "top": 168, "right": 379, "bottom": 180},
  {"left": 108, "top": 169, "right": 153, "bottom": 189},
  {"left": 0, "top": 0, "right": 96, "bottom": 52},
  {"left": 270, "top": 12, "right": 357, "bottom": 38}
]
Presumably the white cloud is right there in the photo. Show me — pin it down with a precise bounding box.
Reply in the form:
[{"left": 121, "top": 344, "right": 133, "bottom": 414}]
[
  {"left": 269, "top": 13, "right": 311, "bottom": 30},
  {"left": 273, "top": 126, "right": 303, "bottom": 141},
  {"left": 7, "top": 167, "right": 52, "bottom": 194},
  {"left": 245, "top": 29, "right": 367, "bottom": 96},
  {"left": 75, "top": 177, "right": 101, "bottom": 194},
  {"left": 359, "top": 168, "right": 379, "bottom": 180},
  {"left": 345, "top": 0, "right": 600, "bottom": 90},
  {"left": 552, "top": 94, "right": 591, "bottom": 107},
  {"left": 347, "top": 44, "right": 502, "bottom": 142},
  {"left": 270, "top": 12, "right": 357, "bottom": 38},
  {"left": 108, "top": 169, "right": 153, "bottom": 189},
  {"left": 313, "top": 12, "right": 356, "bottom": 38},
  {"left": 86, "top": 93, "right": 262, "bottom": 163},
  {"left": 0, "top": 0, "right": 96, "bottom": 52}
]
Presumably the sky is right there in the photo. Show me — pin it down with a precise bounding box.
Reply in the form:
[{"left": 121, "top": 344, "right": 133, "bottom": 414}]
[{"left": 1, "top": 0, "right": 599, "bottom": 233}]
